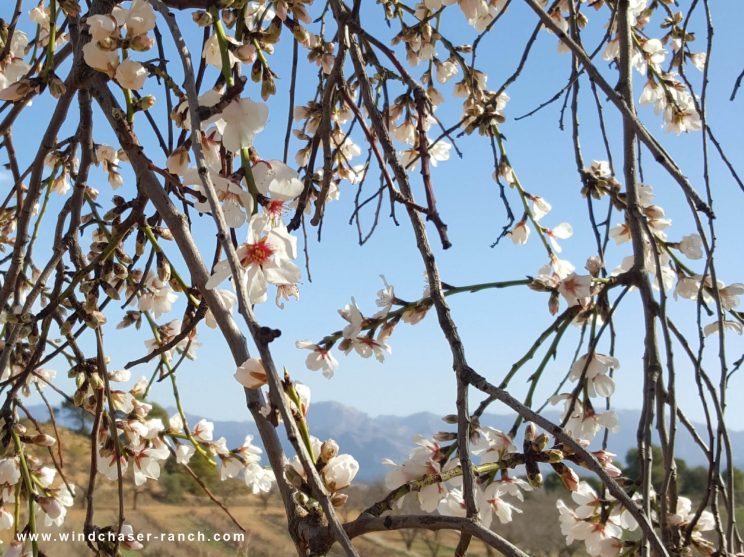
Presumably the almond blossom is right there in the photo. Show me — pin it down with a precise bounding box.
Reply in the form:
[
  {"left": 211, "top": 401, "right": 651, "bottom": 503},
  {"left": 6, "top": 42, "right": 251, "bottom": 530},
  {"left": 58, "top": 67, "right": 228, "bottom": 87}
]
[
  {"left": 115, "top": 59, "right": 147, "bottom": 90},
  {"left": 569, "top": 353, "right": 619, "bottom": 398},
  {"left": 184, "top": 168, "right": 254, "bottom": 228},
  {"left": 479, "top": 482, "right": 522, "bottom": 525},
  {"left": 205, "top": 215, "right": 300, "bottom": 304},
  {"left": 221, "top": 98, "right": 269, "bottom": 152},
  {"left": 558, "top": 273, "right": 593, "bottom": 307},
  {"left": 384, "top": 436, "right": 450, "bottom": 512},
  {"left": 295, "top": 341, "right": 339, "bottom": 378},
  {"left": 234, "top": 358, "right": 268, "bottom": 389},
  {"left": 545, "top": 222, "right": 573, "bottom": 253},
  {"left": 678, "top": 234, "right": 703, "bottom": 260}
]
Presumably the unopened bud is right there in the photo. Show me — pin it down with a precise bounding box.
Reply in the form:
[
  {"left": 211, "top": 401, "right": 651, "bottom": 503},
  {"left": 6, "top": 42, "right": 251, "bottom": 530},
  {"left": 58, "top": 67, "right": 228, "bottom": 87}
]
[
  {"left": 543, "top": 449, "right": 564, "bottom": 463},
  {"left": 534, "top": 432, "right": 550, "bottom": 452},
  {"left": 251, "top": 60, "right": 262, "bottom": 83},
  {"left": 60, "top": 315, "right": 76, "bottom": 336},
  {"left": 433, "top": 431, "right": 457, "bottom": 442},
  {"left": 528, "top": 472, "right": 543, "bottom": 489},
  {"left": 129, "top": 34, "right": 154, "bottom": 52},
  {"left": 548, "top": 291, "right": 560, "bottom": 316},
  {"left": 320, "top": 440, "right": 339, "bottom": 462},
  {"left": 292, "top": 25, "right": 309, "bottom": 44},
  {"left": 235, "top": 43, "right": 256, "bottom": 63},
  {"left": 261, "top": 76, "right": 276, "bottom": 100},
  {"left": 292, "top": 490, "right": 309, "bottom": 507},
  {"left": 585, "top": 256, "right": 602, "bottom": 277},
  {"left": 135, "top": 230, "right": 146, "bottom": 256},
  {"left": 12, "top": 423, "right": 27, "bottom": 435},
  {"left": 524, "top": 422, "right": 537, "bottom": 442},
  {"left": 442, "top": 414, "right": 458, "bottom": 424},
  {"left": 89, "top": 372, "right": 104, "bottom": 391},
  {"left": 59, "top": 0, "right": 81, "bottom": 17},
  {"left": 157, "top": 253, "right": 171, "bottom": 282},
  {"left": 221, "top": 8, "right": 237, "bottom": 26},
  {"left": 30, "top": 434, "right": 57, "bottom": 447},
  {"left": 155, "top": 227, "right": 173, "bottom": 241},
  {"left": 97, "top": 36, "right": 118, "bottom": 51},
  {"left": 554, "top": 462, "right": 579, "bottom": 491},
  {"left": 48, "top": 76, "right": 67, "bottom": 99},
  {"left": 138, "top": 95, "right": 156, "bottom": 111},
  {"left": 330, "top": 492, "right": 348, "bottom": 507},
  {"left": 192, "top": 11, "right": 212, "bottom": 26}
]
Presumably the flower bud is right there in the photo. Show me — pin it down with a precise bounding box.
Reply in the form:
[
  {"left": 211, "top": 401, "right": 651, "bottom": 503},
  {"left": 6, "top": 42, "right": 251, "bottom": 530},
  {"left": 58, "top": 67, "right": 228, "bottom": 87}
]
[
  {"left": 235, "top": 43, "right": 256, "bottom": 63},
  {"left": 60, "top": 0, "right": 81, "bottom": 17},
  {"left": 97, "top": 36, "right": 118, "bottom": 51},
  {"left": 527, "top": 471, "right": 543, "bottom": 489},
  {"left": 553, "top": 462, "right": 579, "bottom": 491},
  {"left": 221, "top": 8, "right": 237, "bottom": 26},
  {"left": 129, "top": 34, "right": 154, "bottom": 52},
  {"left": 251, "top": 60, "right": 262, "bottom": 83},
  {"left": 330, "top": 492, "right": 348, "bottom": 507},
  {"left": 292, "top": 25, "right": 309, "bottom": 44},
  {"left": 30, "top": 434, "right": 57, "bottom": 447},
  {"left": 12, "top": 423, "right": 27, "bottom": 435},
  {"left": 585, "top": 256, "right": 602, "bottom": 276},
  {"left": 261, "top": 77, "right": 276, "bottom": 101},
  {"left": 441, "top": 414, "right": 458, "bottom": 424},
  {"left": 138, "top": 95, "right": 156, "bottom": 111},
  {"left": 89, "top": 372, "right": 104, "bottom": 391},
  {"left": 534, "top": 432, "right": 550, "bottom": 452},
  {"left": 135, "top": 230, "right": 146, "bottom": 256},
  {"left": 543, "top": 449, "right": 564, "bottom": 463},
  {"left": 192, "top": 11, "right": 213, "bottom": 27},
  {"left": 48, "top": 76, "right": 67, "bottom": 99},
  {"left": 524, "top": 422, "right": 537, "bottom": 442},
  {"left": 548, "top": 291, "right": 560, "bottom": 315},
  {"left": 292, "top": 491, "right": 309, "bottom": 507},
  {"left": 157, "top": 253, "right": 171, "bottom": 282},
  {"left": 320, "top": 439, "right": 339, "bottom": 462},
  {"left": 433, "top": 431, "right": 457, "bottom": 442}
]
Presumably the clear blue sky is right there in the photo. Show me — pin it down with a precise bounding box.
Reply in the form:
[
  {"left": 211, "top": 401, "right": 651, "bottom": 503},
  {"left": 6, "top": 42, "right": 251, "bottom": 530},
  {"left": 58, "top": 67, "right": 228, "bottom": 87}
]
[{"left": 6, "top": 0, "right": 743, "bottom": 432}]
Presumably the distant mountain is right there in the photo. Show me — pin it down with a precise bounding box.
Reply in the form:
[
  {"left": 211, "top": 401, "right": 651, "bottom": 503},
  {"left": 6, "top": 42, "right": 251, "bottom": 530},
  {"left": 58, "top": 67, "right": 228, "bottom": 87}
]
[
  {"left": 181, "top": 403, "right": 744, "bottom": 481},
  {"left": 29, "top": 402, "right": 744, "bottom": 482}
]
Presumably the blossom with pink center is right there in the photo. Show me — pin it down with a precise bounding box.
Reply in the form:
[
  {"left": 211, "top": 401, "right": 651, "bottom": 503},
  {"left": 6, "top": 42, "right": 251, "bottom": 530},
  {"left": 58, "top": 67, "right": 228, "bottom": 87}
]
[
  {"left": 346, "top": 336, "right": 391, "bottom": 363},
  {"left": 295, "top": 341, "right": 339, "bottom": 378},
  {"left": 192, "top": 419, "right": 214, "bottom": 442},
  {"left": 471, "top": 427, "right": 516, "bottom": 464},
  {"left": 206, "top": 215, "right": 300, "bottom": 304},
  {"left": 558, "top": 273, "right": 593, "bottom": 307},
  {"left": 479, "top": 482, "right": 522, "bottom": 525},
  {"left": 383, "top": 436, "right": 449, "bottom": 512}
]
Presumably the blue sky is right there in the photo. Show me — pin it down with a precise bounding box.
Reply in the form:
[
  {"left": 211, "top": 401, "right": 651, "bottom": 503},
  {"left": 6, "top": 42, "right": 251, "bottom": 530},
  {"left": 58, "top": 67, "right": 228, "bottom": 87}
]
[{"left": 6, "top": 0, "right": 744, "bottom": 433}]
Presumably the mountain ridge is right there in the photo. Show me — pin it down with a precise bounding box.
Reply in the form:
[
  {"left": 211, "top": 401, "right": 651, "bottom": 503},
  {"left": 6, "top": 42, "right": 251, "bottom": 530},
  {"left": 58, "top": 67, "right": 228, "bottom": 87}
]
[{"left": 34, "top": 401, "right": 743, "bottom": 482}]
